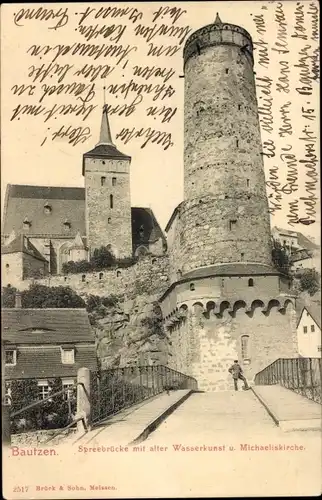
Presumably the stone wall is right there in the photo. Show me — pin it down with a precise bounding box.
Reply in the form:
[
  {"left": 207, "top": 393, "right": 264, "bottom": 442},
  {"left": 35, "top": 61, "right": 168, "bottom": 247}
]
[
  {"left": 84, "top": 157, "right": 132, "bottom": 258},
  {"left": 23, "top": 255, "right": 170, "bottom": 299},
  {"left": 178, "top": 23, "right": 272, "bottom": 274},
  {"left": 2, "top": 253, "right": 23, "bottom": 288},
  {"left": 167, "top": 300, "right": 297, "bottom": 391}
]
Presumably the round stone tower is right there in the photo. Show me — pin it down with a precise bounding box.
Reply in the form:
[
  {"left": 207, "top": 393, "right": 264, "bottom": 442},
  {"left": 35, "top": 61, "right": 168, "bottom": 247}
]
[{"left": 180, "top": 13, "right": 272, "bottom": 273}]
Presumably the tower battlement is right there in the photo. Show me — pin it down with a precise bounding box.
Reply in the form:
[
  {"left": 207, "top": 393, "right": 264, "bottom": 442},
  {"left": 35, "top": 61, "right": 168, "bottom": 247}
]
[{"left": 183, "top": 14, "right": 254, "bottom": 66}]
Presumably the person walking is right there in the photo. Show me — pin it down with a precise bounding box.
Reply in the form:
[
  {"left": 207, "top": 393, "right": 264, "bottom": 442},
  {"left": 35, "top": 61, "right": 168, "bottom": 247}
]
[{"left": 228, "top": 360, "right": 249, "bottom": 391}]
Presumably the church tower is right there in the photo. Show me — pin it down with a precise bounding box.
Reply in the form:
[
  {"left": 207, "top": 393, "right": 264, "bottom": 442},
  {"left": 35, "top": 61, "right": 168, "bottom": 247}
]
[
  {"left": 83, "top": 107, "right": 132, "bottom": 258},
  {"left": 161, "top": 15, "right": 297, "bottom": 392}
]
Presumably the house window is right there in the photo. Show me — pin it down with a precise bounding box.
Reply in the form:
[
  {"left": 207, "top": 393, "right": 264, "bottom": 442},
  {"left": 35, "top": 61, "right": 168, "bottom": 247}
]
[
  {"left": 38, "top": 380, "right": 50, "bottom": 400},
  {"left": 61, "top": 348, "right": 75, "bottom": 365},
  {"left": 229, "top": 220, "right": 237, "bottom": 230},
  {"left": 112, "top": 177, "right": 117, "bottom": 186},
  {"left": 190, "top": 283, "right": 195, "bottom": 291},
  {"left": 311, "top": 325, "right": 315, "bottom": 332},
  {"left": 101, "top": 176, "right": 106, "bottom": 186},
  {"left": 110, "top": 194, "right": 114, "bottom": 209},
  {"left": 248, "top": 278, "right": 254, "bottom": 287},
  {"left": 303, "top": 326, "right": 308, "bottom": 333},
  {"left": 4, "top": 384, "right": 12, "bottom": 405},
  {"left": 5, "top": 350, "right": 17, "bottom": 366},
  {"left": 62, "top": 378, "right": 76, "bottom": 401},
  {"left": 241, "top": 335, "right": 250, "bottom": 360}
]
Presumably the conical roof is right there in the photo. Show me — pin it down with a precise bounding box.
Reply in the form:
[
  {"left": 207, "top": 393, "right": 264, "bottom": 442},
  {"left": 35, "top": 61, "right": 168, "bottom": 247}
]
[{"left": 83, "top": 106, "right": 131, "bottom": 173}]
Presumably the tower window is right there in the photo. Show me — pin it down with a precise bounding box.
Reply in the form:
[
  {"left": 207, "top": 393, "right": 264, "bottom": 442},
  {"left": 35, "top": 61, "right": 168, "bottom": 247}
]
[
  {"left": 190, "top": 283, "right": 195, "bottom": 291},
  {"left": 101, "top": 176, "right": 106, "bottom": 186},
  {"left": 229, "top": 220, "right": 237, "bottom": 230},
  {"left": 241, "top": 253, "right": 244, "bottom": 261},
  {"left": 44, "top": 204, "right": 52, "bottom": 214},
  {"left": 110, "top": 194, "right": 114, "bottom": 209},
  {"left": 221, "top": 278, "right": 225, "bottom": 287},
  {"left": 112, "top": 177, "right": 117, "bottom": 186},
  {"left": 248, "top": 278, "right": 254, "bottom": 287},
  {"left": 225, "top": 68, "right": 229, "bottom": 74},
  {"left": 5, "top": 263, "right": 9, "bottom": 269},
  {"left": 246, "top": 179, "right": 250, "bottom": 187},
  {"left": 236, "top": 139, "right": 239, "bottom": 148},
  {"left": 117, "top": 270, "right": 121, "bottom": 277},
  {"left": 241, "top": 335, "right": 250, "bottom": 360},
  {"left": 108, "top": 217, "right": 111, "bottom": 224},
  {"left": 99, "top": 272, "right": 103, "bottom": 280},
  {"left": 238, "top": 104, "right": 241, "bottom": 110}
]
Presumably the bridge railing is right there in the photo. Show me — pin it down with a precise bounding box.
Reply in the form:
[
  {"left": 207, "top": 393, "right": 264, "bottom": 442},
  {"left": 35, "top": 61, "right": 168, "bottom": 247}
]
[
  {"left": 90, "top": 365, "right": 198, "bottom": 425},
  {"left": 254, "top": 357, "right": 322, "bottom": 404}
]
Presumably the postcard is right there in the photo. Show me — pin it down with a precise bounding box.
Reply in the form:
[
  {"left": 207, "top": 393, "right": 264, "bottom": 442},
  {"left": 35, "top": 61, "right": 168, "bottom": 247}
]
[{"left": 1, "top": 1, "right": 321, "bottom": 498}]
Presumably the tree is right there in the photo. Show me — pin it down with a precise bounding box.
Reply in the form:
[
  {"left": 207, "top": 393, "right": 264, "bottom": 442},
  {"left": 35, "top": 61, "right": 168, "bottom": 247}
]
[
  {"left": 90, "top": 246, "right": 115, "bottom": 270},
  {"left": 2, "top": 284, "right": 85, "bottom": 308},
  {"left": 1, "top": 286, "right": 17, "bottom": 307},
  {"left": 271, "top": 239, "right": 291, "bottom": 276},
  {"left": 299, "top": 269, "right": 320, "bottom": 296}
]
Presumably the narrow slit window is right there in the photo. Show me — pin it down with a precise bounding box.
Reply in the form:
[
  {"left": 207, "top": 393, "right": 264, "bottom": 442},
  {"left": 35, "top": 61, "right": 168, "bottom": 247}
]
[
  {"left": 225, "top": 68, "right": 229, "bottom": 74},
  {"left": 108, "top": 217, "right": 111, "bottom": 224},
  {"left": 110, "top": 194, "right": 114, "bottom": 209},
  {"left": 101, "top": 176, "right": 106, "bottom": 186},
  {"left": 236, "top": 139, "right": 239, "bottom": 148},
  {"left": 241, "top": 252, "right": 244, "bottom": 261},
  {"left": 241, "top": 335, "right": 250, "bottom": 360},
  {"left": 190, "top": 283, "right": 195, "bottom": 291},
  {"left": 248, "top": 278, "right": 254, "bottom": 287},
  {"left": 246, "top": 179, "right": 250, "bottom": 187},
  {"left": 229, "top": 220, "right": 237, "bottom": 231},
  {"left": 112, "top": 177, "right": 117, "bottom": 186},
  {"left": 238, "top": 104, "right": 241, "bottom": 110}
]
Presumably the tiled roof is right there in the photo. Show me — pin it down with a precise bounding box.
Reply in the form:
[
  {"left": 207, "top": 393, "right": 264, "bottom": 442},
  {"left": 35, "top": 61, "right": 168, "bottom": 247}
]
[
  {"left": 83, "top": 144, "right": 131, "bottom": 160},
  {"left": 183, "top": 263, "right": 280, "bottom": 279},
  {"left": 4, "top": 346, "right": 98, "bottom": 379},
  {"left": 2, "top": 308, "right": 95, "bottom": 344},
  {"left": 2, "top": 184, "right": 86, "bottom": 237},
  {"left": 131, "top": 207, "right": 166, "bottom": 246},
  {"left": 296, "top": 299, "right": 321, "bottom": 329},
  {"left": 1, "top": 234, "right": 47, "bottom": 262},
  {"left": 273, "top": 226, "right": 319, "bottom": 250}
]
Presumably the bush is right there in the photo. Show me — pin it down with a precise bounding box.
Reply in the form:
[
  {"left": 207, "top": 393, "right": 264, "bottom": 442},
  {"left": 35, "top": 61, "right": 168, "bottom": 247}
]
[
  {"left": 61, "top": 247, "right": 138, "bottom": 275},
  {"left": 299, "top": 269, "right": 320, "bottom": 296},
  {"left": 8, "top": 378, "right": 76, "bottom": 434}
]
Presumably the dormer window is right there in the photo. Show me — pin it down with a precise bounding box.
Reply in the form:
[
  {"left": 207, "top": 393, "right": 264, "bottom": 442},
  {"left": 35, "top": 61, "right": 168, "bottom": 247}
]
[
  {"left": 61, "top": 347, "right": 75, "bottom": 365},
  {"left": 23, "top": 218, "right": 31, "bottom": 230},
  {"left": 44, "top": 203, "right": 52, "bottom": 214},
  {"left": 5, "top": 349, "right": 17, "bottom": 366},
  {"left": 63, "top": 220, "right": 71, "bottom": 231}
]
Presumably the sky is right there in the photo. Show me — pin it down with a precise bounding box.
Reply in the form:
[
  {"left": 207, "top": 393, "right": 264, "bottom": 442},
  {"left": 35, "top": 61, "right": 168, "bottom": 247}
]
[{"left": 1, "top": 1, "right": 320, "bottom": 243}]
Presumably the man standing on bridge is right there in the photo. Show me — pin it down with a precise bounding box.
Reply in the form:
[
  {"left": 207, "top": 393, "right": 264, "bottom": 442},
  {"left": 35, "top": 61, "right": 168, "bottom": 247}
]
[{"left": 228, "top": 360, "right": 249, "bottom": 391}]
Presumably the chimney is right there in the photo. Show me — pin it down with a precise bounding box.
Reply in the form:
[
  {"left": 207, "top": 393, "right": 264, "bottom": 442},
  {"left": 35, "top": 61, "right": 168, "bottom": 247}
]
[{"left": 15, "top": 292, "right": 22, "bottom": 309}]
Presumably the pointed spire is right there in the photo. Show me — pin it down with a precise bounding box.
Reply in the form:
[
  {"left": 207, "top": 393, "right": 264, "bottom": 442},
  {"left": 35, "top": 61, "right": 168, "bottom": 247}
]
[
  {"left": 71, "top": 231, "right": 85, "bottom": 249},
  {"left": 96, "top": 105, "right": 114, "bottom": 147},
  {"left": 214, "top": 12, "right": 222, "bottom": 25}
]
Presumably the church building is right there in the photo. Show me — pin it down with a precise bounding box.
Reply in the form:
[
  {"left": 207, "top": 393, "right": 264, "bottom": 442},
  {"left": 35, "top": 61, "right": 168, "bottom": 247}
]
[{"left": 2, "top": 108, "right": 167, "bottom": 282}]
